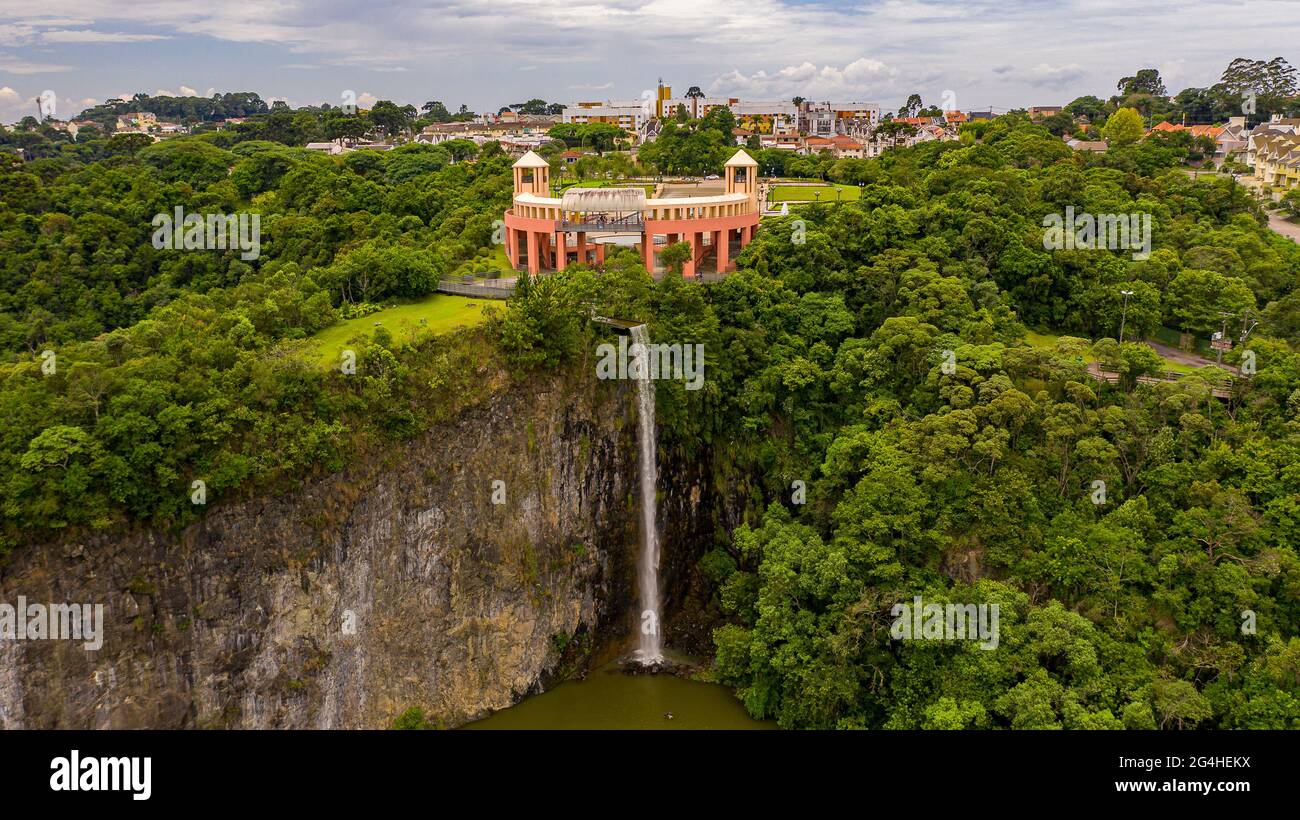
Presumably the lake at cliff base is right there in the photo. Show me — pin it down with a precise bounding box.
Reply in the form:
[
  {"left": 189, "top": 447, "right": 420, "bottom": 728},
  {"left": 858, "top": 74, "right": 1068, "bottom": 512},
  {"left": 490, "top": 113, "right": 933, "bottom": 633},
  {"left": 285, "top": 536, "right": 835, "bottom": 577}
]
[{"left": 463, "top": 658, "right": 774, "bottom": 730}]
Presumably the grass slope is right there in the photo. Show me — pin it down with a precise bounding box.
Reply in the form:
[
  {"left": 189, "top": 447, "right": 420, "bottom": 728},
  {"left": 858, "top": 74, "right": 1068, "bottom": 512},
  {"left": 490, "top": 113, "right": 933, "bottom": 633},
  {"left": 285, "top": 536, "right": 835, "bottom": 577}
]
[{"left": 306, "top": 294, "right": 490, "bottom": 367}]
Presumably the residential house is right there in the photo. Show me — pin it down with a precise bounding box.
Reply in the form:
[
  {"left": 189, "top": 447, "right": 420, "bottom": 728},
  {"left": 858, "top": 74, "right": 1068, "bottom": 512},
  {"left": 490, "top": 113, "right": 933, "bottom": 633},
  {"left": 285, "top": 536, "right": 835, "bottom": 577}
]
[
  {"left": 1066, "top": 138, "right": 1109, "bottom": 152},
  {"left": 1250, "top": 131, "right": 1300, "bottom": 189},
  {"left": 830, "top": 135, "right": 864, "bottom": 159},
  {"left": 1215, "top": 116, "right": 1251, "bottom": 162},
  {"left": 304, "top": 142, "right": 354, "bottom": 155},
  {"left": 758, "top": 133, "right": 801, "bottom": 151},
  {"left": 114, "top": 112, "right": 156, "bottom": 133},
  {"left": 801, "top": 135, "right": 835, "bottom": 154}
]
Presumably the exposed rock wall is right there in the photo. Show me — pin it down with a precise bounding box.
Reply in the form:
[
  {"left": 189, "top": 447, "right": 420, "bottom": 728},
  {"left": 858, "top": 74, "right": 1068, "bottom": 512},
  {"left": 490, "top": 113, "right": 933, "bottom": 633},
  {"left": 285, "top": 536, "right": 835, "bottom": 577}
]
[{"left": 1, "top": 371, "right": 656, "bottom": 729}]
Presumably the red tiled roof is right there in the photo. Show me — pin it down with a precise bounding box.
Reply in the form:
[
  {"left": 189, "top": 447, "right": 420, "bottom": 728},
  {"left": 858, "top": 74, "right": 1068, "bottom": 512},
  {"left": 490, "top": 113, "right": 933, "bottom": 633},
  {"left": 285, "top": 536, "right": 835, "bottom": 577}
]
[{"left": 1149, "top": 121, "right": 1226, "bottom": 139}]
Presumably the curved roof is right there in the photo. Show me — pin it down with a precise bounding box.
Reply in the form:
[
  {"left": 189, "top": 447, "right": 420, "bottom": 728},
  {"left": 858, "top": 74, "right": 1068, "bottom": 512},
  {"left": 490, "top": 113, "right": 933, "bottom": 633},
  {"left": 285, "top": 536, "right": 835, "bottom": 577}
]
[
  {"left": 513, "top": 150, "right": 550, "bottom": 168},
  {"left": 560, "top": 187, "right": 646, "bottom": 212},
  {"left": 646, "top": 192, "right": 749, "bottom": 206}
]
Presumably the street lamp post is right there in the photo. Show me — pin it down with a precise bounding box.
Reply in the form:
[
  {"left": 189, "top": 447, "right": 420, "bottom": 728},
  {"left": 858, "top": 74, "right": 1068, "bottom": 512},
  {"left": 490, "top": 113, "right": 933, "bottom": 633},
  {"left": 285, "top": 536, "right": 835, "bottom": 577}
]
[
  {"left": 1216, "top": 311, "right": 1234, "bottom": 365},
  {"left": 1118, "top": 289, "right": 1134, "bottom": 344}
]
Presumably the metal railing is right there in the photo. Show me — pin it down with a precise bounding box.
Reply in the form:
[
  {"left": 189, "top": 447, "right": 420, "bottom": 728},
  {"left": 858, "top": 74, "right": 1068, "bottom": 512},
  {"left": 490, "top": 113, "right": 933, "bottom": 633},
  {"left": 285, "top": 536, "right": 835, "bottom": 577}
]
[
  {"left": 435, "top": 280, "right": 514, "bottom": 299},
  {"left": 557, "top": 216, "right": 645, "bottom": 232}
]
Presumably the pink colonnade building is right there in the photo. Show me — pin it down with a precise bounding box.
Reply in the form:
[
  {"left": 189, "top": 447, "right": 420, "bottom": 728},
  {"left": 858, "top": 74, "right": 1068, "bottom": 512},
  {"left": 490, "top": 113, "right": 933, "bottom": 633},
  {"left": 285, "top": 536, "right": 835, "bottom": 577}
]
[{"left": 503, "top": 149, "right": 761, "bottom": 277}]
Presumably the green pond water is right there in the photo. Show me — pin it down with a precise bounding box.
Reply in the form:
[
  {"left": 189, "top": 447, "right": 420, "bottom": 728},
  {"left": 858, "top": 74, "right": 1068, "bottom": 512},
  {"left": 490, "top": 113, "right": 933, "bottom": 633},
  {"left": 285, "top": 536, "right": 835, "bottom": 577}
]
[{"left": 464, "top": 660, "right": 775, "bottom": 730}]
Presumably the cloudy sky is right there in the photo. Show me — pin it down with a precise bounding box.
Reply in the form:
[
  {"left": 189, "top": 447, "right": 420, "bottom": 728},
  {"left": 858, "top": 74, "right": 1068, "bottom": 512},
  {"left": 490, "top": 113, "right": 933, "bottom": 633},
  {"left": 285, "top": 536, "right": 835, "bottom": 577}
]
[{"left": 0, "top": 0, "right": 1296, "bottom": 124}]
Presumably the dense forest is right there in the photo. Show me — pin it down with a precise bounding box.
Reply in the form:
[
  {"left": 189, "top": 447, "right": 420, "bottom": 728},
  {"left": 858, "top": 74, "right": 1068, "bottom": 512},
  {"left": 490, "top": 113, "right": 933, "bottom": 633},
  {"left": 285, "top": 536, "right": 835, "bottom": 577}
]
[
  {"left": 0, "top": 125, "right": 512, "bottom": 545},
  {"left": 501, "top": 118, "right": 1300, "bottom": 730},
  {"left": 2, "top": 111, "right": 1299, "bottom": 729}
]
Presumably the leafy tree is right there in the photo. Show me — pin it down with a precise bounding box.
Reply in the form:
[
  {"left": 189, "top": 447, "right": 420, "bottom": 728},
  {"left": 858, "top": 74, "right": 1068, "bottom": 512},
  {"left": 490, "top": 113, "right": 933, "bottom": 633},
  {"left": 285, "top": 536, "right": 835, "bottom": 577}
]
[
  {"left": 1101, "top": 107, "right": 1144, "bottom": 146},
  {"left": 659, "top": 242, "right": 693, "bottom": 276},
  {"left": 1117, "top": 69, "right": 1167, "bottom": 97}
]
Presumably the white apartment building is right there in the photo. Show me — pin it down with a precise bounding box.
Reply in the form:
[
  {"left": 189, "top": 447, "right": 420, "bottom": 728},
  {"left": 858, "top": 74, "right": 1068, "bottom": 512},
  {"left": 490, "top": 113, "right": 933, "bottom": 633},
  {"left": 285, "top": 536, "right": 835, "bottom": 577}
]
[
  {"left": 802, "top": 102, "right": 881, "bottom": 137},
  {"left": 562, "top": 101, "right": 650, "bottom": 132},
  {"left": 660, "top": 96, "right": 735, "bottom": 120}
]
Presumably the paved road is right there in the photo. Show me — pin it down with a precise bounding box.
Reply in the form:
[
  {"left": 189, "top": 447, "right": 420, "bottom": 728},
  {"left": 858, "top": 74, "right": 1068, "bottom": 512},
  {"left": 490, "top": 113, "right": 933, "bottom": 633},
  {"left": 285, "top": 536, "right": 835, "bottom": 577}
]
[
  {"left": 1227, "top": 173, "right": 1299, "bottom": 242},
  {"left": 1266, "top": 213, "right": 1300, "bottom": 243},
  {"left": 1141, "top": 339, "right": 1228, "bottom": 371}
]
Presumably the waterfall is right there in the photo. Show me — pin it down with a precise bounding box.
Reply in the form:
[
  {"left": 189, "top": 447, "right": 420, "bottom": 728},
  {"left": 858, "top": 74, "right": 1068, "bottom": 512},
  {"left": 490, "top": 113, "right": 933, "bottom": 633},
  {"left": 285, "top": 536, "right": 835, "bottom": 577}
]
[{"left": 629, "top": 324, "right": 663, "bottom": 665}]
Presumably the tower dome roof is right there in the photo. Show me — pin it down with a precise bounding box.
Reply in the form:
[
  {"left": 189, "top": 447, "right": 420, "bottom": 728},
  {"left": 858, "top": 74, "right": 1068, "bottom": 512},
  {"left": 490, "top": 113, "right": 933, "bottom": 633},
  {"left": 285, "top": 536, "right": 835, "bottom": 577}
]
[
  {"left": 513, "top": 150, "right": 550, "bottom": 168},
  {"left": 724, "top": 149, "right": 759, "bottom": 167}
]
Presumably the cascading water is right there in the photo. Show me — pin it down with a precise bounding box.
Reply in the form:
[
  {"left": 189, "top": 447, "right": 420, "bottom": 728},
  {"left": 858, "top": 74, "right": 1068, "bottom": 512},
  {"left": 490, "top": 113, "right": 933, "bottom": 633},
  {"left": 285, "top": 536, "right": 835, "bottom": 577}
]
[{"left": 629, "top": 324, "right": 663, "bottom": 665}]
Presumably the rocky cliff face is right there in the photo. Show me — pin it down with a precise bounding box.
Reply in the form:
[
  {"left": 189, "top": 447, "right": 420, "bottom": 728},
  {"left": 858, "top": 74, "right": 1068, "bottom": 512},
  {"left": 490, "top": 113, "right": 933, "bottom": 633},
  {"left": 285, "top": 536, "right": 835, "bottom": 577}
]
[{"left": 0, "top": 370, "right": 667, "bottom": 729}]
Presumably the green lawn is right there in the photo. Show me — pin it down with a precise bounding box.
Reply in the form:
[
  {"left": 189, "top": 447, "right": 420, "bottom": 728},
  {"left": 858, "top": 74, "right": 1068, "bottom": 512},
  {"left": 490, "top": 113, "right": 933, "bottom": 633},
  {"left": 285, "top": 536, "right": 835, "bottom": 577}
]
[
  {"left": 1159, "top": 358, "right": 1199, "bottom": 375},
  {"left": 305, "top": 294, "right": 490, "bottom": 367},
  {"left": 1023, "top": 331, "right": 1097, "bottom": 362},
  {"left": 769, "top": 184, "right": 862, "bottom": 203},
  {"left": 555, "top": 179, "right": 655, "bottom": 195}
]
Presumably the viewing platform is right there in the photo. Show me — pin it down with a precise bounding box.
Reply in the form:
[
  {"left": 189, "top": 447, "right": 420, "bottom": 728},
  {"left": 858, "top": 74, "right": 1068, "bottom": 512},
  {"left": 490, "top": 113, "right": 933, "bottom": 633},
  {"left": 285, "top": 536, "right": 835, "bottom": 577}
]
[{"left": 502, "top": 149, "right": 762, "bottom": 276}]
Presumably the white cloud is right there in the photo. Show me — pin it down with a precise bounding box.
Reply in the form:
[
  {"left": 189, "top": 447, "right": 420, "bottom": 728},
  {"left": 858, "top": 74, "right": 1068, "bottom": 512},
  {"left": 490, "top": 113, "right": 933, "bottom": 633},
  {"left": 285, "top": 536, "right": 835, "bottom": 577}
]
[
  {"left": 712, "top": 58, "right": 900, "bottom": 99},
  {"left": 1025, "top": 62, "right": 1086, "bottom": 88},
  {"left": 0, "top": 55, "right": 74, "bottom": 74},
  {"left": 41, "top": 29, "right": 170, "bottom": 43},
  {"left": 0, "top": 86, "right": 30, "bottom": 123},
  {"left": 0, "top": 1, "right": 1297, "bottom": 114},
  {"left": 0, "top": 24, "right": 38, "bottom": 46}
]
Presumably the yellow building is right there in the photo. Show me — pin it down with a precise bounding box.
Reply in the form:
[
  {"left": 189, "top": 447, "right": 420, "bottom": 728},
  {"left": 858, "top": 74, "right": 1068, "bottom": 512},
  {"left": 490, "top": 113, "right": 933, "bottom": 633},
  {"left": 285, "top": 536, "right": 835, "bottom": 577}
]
[{"left": 1251, "top": 133, "right": 1300, "bottom": 190}]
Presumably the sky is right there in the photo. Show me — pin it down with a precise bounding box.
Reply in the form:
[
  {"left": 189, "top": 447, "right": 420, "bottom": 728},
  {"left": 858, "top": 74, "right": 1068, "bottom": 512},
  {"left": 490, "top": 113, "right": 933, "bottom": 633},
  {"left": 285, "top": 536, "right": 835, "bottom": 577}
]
[{"left": 0, "top": 0, "right": 1296, "bottom": 124}]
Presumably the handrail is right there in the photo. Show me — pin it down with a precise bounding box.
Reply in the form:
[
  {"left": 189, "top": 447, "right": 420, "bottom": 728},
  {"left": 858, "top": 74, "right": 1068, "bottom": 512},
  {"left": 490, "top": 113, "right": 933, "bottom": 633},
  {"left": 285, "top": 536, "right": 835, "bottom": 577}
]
[{"left": 557, "top": 217, "right": 644, "bottom": 231}]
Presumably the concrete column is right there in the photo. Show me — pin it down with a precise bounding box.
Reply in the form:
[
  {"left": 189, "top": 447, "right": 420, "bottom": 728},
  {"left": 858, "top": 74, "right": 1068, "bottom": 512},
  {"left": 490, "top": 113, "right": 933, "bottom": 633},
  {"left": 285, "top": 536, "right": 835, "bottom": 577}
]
[
  {"left": 505, "top": 227, "right": 515, "bottom": 270},
  {"left": 596, "top": 242, "right": 606, "bottom": 266},
  {"left": 527, "top": 230, "right": 540, "bottom": 275},
  {"left": 643, "top": 231, "right": 655, "bottom": 272},
  {"left": 716, "top": 229, "right": 729, "bottom": 273},
  {"left": 684, "top": 231, "right": 698, "bottom": 277},
  {"left": 577, "top": 231, "right": 587, "bottom": 266},
  {"left": 555, "top": 231, "right": 567, "bottom": 270}
]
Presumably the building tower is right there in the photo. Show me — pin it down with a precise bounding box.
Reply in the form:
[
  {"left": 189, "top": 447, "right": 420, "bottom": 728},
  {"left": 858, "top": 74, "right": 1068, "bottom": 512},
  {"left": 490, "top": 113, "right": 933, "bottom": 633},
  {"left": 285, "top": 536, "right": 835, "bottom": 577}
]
[
  {"left": 512, "top": 150, "right": 550, "bottom": 196},
  {"left": 725, "top": 149, "right": 759, "bottom": 209},
  {"left": 656, "top": 78, "right": 672, "bottom": 119}
]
